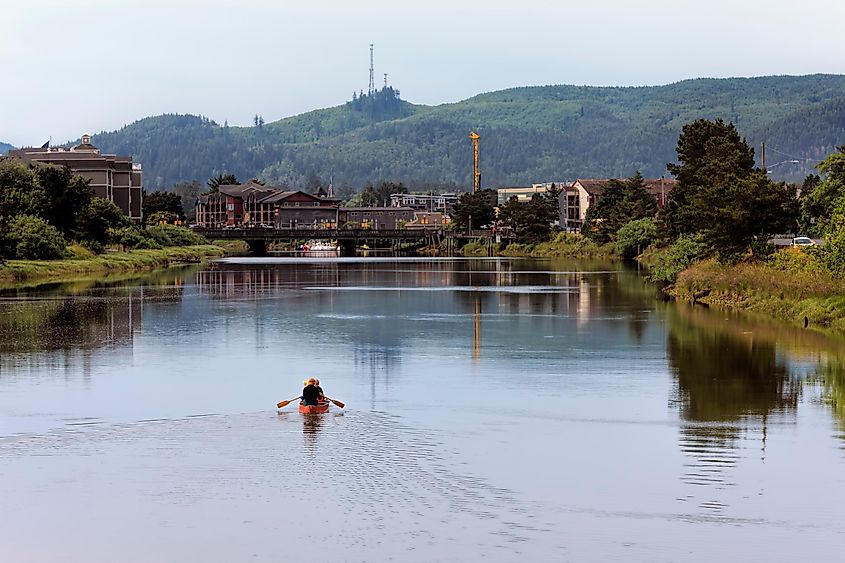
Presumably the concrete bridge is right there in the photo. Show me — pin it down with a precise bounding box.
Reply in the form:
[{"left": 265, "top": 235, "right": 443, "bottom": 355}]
[{"left": 192, "top": 226, "right": 505, "bottom": 255}]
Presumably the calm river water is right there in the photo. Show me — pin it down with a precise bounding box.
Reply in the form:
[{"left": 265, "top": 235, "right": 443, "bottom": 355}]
[{"left": 1, "top": 257, "right": 844, "bottom": 562}]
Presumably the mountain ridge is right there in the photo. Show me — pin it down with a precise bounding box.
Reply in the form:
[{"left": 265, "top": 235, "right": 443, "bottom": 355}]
[{"left": 68, "top": 74, "right": 845, "bottom": 191}]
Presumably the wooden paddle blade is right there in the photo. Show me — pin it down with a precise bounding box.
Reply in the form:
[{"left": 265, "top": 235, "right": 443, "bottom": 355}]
[
  {"left": 328, "top": 397, "right": 345, "bottom": 409},
  {"left": 276, "top": 397, "right": 300, "bottom": 409}
]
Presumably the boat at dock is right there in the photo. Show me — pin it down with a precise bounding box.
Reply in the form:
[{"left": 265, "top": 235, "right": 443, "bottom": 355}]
[{"left": 302, "top": 239, "right": 339, "bottom": 253}]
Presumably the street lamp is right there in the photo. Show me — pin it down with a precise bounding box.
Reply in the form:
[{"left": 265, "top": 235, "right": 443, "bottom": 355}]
[{"left": 766, "top": 159, "right": 800, "bottom": 173}]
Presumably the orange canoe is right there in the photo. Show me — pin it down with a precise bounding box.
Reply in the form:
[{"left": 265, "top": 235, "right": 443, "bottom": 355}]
[{"left": 299, "top": 402, "right": 329, "bottom": 414}]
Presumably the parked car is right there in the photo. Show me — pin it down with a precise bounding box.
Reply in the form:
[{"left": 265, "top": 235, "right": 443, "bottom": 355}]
[{"left": 792, "top": 237, "right": 816, "bottom": 247}]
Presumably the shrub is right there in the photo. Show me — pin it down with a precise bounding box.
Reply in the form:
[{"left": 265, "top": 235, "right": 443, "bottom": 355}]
[
  {"left": 5, "top": 215, "right": 67, "bottom": 259},
  {"left": 615, "top": 218, "right": 657, "bottom": 260},
  {"left": 647, "top": 234, "right": 707, "bottom": 283},
  {"left": 145, "top": 224, "right": 207, "bottom": 247}
]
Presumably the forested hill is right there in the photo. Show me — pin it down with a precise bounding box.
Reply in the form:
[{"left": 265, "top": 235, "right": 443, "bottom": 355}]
[
  {"left": 85, "top": 75, "right": 845, "bottom": 193},
  {"left": 0, "top": 142, "right": 14, "bottom": 154}
]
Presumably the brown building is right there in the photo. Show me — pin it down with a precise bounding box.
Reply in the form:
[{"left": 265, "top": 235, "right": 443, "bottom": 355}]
[
  {"left": 9, "top": 135, "right": 143, "bottom": 220},
  {"left": 563, "top": 178, "right": 677, "bottom": 230},
  {"left": 195, "top": 183, "right": 416, "bottom": 229}
]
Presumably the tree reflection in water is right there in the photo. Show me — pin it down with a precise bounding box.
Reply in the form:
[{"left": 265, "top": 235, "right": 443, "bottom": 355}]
[{"left": 667, "top": 306, "right": 802, "bottom": 513}]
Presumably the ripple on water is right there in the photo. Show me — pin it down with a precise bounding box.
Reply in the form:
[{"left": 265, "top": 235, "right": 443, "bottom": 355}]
[{"left": 0, "top": 410, "right": 553, "bottom": 562}]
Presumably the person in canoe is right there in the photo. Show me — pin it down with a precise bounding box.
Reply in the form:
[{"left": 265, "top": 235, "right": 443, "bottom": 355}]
[{"left": 301, "top": 377, "right": 326, "bottom": 406}]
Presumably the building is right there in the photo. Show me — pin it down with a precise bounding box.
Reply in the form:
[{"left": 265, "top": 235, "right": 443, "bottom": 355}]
[
  {"left": 9, "top": 134, "right": 143, "bottom": 220},
  {"left": 196, "top": 183, "right": 341, "bottom": 228},
  {"left": 195, "top": 183, "right": 416, "bottom": 229},
  {"left": 562, "top": 178, "right": 676, "bottom": 230},
  {"left": 389, "top": 193, "right": 458, "bottom": 214}
]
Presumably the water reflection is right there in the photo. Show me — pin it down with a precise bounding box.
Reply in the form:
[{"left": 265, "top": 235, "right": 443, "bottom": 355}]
[{"left": 667, "top": 305, "right": 804, "bottom": 513}]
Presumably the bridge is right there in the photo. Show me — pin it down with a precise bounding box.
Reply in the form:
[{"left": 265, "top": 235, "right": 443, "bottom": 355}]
[{"left": 192, "top": 226, "right": 505, "bottom": 255}]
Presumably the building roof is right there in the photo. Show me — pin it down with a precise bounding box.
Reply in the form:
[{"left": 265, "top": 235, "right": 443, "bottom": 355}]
[{"left": 573, "top": 178, "right": 677, "bottom": 195}]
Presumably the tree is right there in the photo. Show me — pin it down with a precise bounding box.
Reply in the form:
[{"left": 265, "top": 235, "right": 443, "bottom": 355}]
[
  {"left": 207, "top": 173, "right": 239, "bottom": 192},
  {"left": 76, "top": 197, "right": 130, "bottom": 251},
  {"left": 172, "top": 180, "right": 204, "bottom": 222},
  {"left": 375, "top": 181, "right": 406, "bottom": 206},
  {"left": 663, "top": 118, "right": 795, "bottom": 259},
  {"left": 799, "top": 151, "right": 845, "bottom": 235},
  {"left": 665, "top": 119, "right": 756, "bottom": 238},
  {"left": 582, "top": 179, "right": 625, "bottom": 243},
  {"left": 621, "top": 172, "right": 657, "bottom": 220},
  {"left": 451, "top": 190, "right": 496, "bottom": 230},
  {"left": 4, "top": 215, "right": 67, "bottom": 259},
  {"left": 0, "top": 160, "right": 48, "bottom": 219},
  {"left": 497, "top": 193, "right": 558, "bottom": 243},
  {"left": 615, "top": 218, "right": 657, "bottom": 259},
  {"left": 34, "top": 164, "right": 93, "bottom": 236},
  {"left": 143, "top": 190, "right": 184, "bottom": 224}
]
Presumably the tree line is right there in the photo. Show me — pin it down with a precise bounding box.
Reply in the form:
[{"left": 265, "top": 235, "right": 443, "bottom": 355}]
[{"left": 0, "top": 159, "right": 205, "bottom": 261}]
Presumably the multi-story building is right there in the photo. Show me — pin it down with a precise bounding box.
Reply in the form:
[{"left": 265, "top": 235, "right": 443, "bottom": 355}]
[
  {"left": 563, "top": 178, "right": 676, "bottom": 230},
  {"left": 389, "top": 193, "right": 457, "bottom": 214},
  {"left": 9, "top": 135, "right": 143, "bottom": 221},
  {"left": 195, "top": 183, "right": 416, "bottom": 229}
]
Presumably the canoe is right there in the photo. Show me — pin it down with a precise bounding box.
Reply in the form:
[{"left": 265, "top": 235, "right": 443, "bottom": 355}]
[{"left": 299, "top": 402, "right": 330, "bottom": 414}]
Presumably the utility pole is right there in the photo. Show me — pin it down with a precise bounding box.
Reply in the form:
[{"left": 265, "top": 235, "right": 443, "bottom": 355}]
[
  {"left": 469, "top": 131, "right": 480, "bottom": 193},
  {"left": 761, "top": 142, "right": 766, "bottom": 170}
]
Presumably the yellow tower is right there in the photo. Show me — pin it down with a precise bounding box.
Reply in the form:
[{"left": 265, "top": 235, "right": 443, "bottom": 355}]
[{"left": 469, "top": 131, "right": 480, "bottom": 192}]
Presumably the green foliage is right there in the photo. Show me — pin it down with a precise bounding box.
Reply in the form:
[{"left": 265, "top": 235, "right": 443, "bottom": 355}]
[
  {"left": 451, "top": 190, "right": 496, "bottom": 230},
  {"left": 646, "top": 235, "right": 708, "bottom": 283},
  {"left": 665, "top": 119, "right": 756, "bottom": 239},
  {"left": 615, "top": 218, "right": 657, "bottom": 259},
  {"left": 0, "top": 159, "right": 93, "bottom": 245},
  {"left": 583, "top": 172, "right": 657, "bottom": 244},
  {"left": 145, "top": 224, "right": 207, "bottom": 247},
  {"left": 207, "top": 173, "right": 239, "bottom": 191},
  {"left": 799, "top": 150, "right": 845, "bottom": 235},
  {"left": 172, "top": 180, "right": 204, "bottom": 221},
  {"left": 76, "top": 197, "right": 131, "bottom": 251},
  {"left": 88, "top": 75, "right": 845, "bottom": 190},
  {"left": 0, "top": 160, "right": 49, "bottom": 218},
  {"left": 145, "top": 210, "right": 181, "bottom": 225},
  {"left": 497, "top": 190, "right": 559, "bottom": 244},
  {"left": 357, "top": 181, "right": 407, "bottom": 207},
  {"left": 34, "top": 164, "right": 93, "bottom": 236},
  {"left": 665, "top": 119, "right": 797, "bottom": 260},
  {"left": 821, "top": 194, "right": 845, "bottom": 276},
  {"left": 4, "top": 215, "right": 67, "bottom": 259},
  {"left": 143, "top": 190, "right": 184, "bottom": 223}
]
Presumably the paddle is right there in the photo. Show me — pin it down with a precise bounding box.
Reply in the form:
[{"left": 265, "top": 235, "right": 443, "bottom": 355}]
[
  {"left": 325, "top": 397, "right": 345, "bottom": 409},
  {"left": 276, "top": 397, "right": 301, "bottom": 409}
]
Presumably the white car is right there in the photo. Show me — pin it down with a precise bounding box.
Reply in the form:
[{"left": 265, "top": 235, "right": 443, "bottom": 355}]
[{"left": 792, "top": 237, "right": 816, "bottom": 247}]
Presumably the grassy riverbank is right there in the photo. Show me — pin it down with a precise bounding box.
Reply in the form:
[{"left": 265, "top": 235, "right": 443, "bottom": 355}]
[
  {"left": 461, "top": 232, "right": 615, "bottom": 259},
  {"left": 0, "top": 244, "right": 225, "bottom": 286},
  {"left": 669, "top": 251, "right": 845, "bottom": 332}
]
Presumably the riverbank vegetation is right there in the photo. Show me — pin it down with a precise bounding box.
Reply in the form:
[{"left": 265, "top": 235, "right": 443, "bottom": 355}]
[
  {"left": 0, "top": 158, "right": 225, "bottom": 284},
  {"left": 0, "top": 245, "right": 224, "bottom": 285}
]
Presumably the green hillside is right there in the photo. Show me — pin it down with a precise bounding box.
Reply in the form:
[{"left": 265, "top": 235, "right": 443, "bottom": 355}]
[{"left": 86, "top": 75, "right": 845, "bottom": 193}]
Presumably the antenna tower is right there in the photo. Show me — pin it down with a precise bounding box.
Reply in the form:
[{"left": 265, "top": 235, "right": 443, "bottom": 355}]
[
  {"left": 368, "top": 44, "right": 375, "bottom": 95},
  {"left": 384, "top": 73, "right": 388, "bottom": 89}
]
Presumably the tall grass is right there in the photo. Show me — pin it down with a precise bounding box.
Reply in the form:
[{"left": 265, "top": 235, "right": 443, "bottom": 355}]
[
  {"left": 0, "top": 245, "right": 225, "bottom": 285},
  {"left": 671, "top": 250, "right": 845, "bottom": 331}
]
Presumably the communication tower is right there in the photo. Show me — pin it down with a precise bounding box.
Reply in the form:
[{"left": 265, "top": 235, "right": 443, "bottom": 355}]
[{"left": 368, "top": 44, "right": 375, "bottom": 95}]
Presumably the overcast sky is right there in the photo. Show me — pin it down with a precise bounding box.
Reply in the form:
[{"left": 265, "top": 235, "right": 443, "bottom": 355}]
[{"left": 2, "top": 0, "right": 843, "bottom": 146}]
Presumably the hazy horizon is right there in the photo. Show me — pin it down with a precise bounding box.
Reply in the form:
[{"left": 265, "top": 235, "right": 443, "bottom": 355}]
[{"left": 3, "top": 0, "right": 844, "bottom": 147}]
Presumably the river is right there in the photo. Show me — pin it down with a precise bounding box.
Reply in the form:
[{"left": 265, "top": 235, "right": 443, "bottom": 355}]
[{"left": 1, "top": 257, "right": 844, "bottom": 562}]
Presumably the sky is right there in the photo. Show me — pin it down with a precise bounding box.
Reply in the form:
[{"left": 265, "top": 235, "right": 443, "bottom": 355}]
[{"left": 2, "top": 0, "right": 844, "bottom": 146}]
